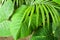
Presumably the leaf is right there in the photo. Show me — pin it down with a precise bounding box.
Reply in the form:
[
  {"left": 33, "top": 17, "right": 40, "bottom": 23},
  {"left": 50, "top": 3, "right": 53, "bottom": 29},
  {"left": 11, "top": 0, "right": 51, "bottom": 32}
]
[
  {"left": 49, "top": 5, "right": 59, "bottom": 24},
  {"left": 28, "top": 6, "right": 34, "bottom": 28},
  {"left": 11, "top": 5, "right": 27, "bottom": 21},
  {"left": 46, "top": 4, "right": 60, "bottom": 34},
  {"left": 36, "top": 4, "right": 39, "bottom": 28},
  {"left": 54, "top": 25, "right": 60, "bottom": 39},
  {"left": 0, "top": 0, "right": 14, "bottom": 37},
  {"left": 42, "top": 4, "right": 49, "bottom": 28},
  {"left": 10, "top": 5, "right": 27, "bottom": 40},
  {"left": 19, "top": 12, "right": 42, "bottom": 38},
  {"left": 0, "top": 0, "right": 14, "bottom": 22},
  {"left": 53, "top": 0, "right": 60, "bottom": 4},
  {"left": 20, "top": 13, "right": 42, "bottom": 38},
  {"left": 30, "top": 26, "right": 54, "bottom": 40},
  {"left": 39, "top": 4, "right": 45, "bottom": 27},
  {"left": 25, "top": 0, "right": 34, "bottom": 5},
  {"left": 30, "top": 36, "right": 54, "bottom": 40},
  {"left": 20, "top": 22, "right": 32, "bottom": 38},
  {"left": 49, "top": 6, "right": 60, "bottom": 34},
  {"left": 45, "top": 1, "right": 60, "bottom": 9},
  {"left": 24, "top": 6, "right": 31, "bottom": 22},
  {"left": 0, "top": 21, "right": 11, "bottom": 37},
  {"left": 45, "top": 4, "right": 56, "bottom": 25},
  {"left": 51, "top": 6, "right": 60, "bottom": 23},
  {"left": 25, "top": 5, "right": 42, "bottom": 29}
]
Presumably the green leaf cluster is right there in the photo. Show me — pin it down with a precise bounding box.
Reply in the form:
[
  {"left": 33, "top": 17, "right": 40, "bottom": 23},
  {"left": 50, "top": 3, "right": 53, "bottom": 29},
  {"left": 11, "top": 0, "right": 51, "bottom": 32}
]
[{"left": 0, "top": 0, "right": 60, "bottom": 40}]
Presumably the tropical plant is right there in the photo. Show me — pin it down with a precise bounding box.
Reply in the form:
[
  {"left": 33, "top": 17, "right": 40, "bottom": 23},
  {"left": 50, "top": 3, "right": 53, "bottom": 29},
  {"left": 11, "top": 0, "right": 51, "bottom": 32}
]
[{"left": 0, "top": 0, "right": 60, "bottom": 40}]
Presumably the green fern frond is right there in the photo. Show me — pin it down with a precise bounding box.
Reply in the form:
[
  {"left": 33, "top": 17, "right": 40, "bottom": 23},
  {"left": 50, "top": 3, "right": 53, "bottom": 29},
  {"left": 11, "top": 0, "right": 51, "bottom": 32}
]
[
  {"left": 39, "top": 4, "right": 45, "bottom": 27},
  {"left": 42, "top": 4, "right": 49, "bottom": 28}
]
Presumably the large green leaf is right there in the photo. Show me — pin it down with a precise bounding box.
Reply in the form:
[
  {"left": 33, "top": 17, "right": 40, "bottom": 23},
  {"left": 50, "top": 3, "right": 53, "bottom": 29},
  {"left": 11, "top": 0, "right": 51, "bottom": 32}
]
[
  {"left": 0, "top": 0, "right": 14, "bottom": 37},
  {"left": 10, "top": 5, "right": 27, "bottom": 40},
  {"left": 28, "top": 6, "right": 34, "bottom": 28},
  {"left": 0, "top": 0, "right": 14, "bottom": 22},
  {"left": 0, "top": 21, "right": 11, "bottom": 37},
  {"left": 20, "top": 12, "right": 42, "bottom": 38},
  {"left": 10, "top": 5, "right": 42, "bottom": 40},
  {"left": 19, "top": 6, "right": 42, "bottom": 38},
  {"left": 20, "top": 22, "right": 32, "bottom": 38}
]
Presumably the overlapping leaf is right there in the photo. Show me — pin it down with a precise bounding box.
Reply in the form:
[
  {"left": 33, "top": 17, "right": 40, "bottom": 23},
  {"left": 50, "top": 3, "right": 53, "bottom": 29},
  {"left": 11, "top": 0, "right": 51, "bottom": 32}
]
[
  {"left": 30, "top": 1, "right": 60, "bottom": 40},
  {"left": 20, "top": 21, "right": 32, "bottom": 38},
  {"left": 0, "top": 0, "right": 14, "bottom": 22},
  {"left": 0, "top": 21, "right": 11, "bottom": 37},
  {"left": 10, "top": 5, "right": 27, "bottom": 40},
  {"left": 0, "top": 0, "right": 14, "bottom": 37},
  {"left": 0, "top": 0, "right": 60, "bottom": 40}
]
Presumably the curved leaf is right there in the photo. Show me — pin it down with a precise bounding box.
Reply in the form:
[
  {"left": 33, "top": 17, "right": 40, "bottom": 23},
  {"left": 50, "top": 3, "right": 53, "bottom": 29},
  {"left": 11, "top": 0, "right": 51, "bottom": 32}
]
[
  {"left": 42, "top": 4, "right": 49, "bottom": 28},
  {"left": 46, "top": 4, "right": 56, "bottom": 25},
  {"left": 28, "top": 6, "right": 34, "bottom": 28},
  {"left": 39, "top": 4, "right": 45, "bottom": 27}
]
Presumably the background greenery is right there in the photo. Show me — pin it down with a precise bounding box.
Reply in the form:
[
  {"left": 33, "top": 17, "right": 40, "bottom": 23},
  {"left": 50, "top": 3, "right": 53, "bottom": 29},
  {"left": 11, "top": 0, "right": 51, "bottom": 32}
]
[{"left": 0, "top": 0, "right": 60, "bottom": 40}]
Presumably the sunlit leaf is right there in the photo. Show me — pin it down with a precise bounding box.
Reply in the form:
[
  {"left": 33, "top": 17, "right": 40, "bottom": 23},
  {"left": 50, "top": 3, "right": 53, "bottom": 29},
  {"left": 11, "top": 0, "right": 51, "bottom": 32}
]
[
  {"left": 0, "top": 0, "right": 14, "bottom": 22},
  {"left": 10, "top": 5, "right": 27, "bottom": 40},
  {"left": 0, "top": 0, "right": 14, "bottom": 37},
  {"left": 0, "top": 21, "right": 11, "bottom": 37}
]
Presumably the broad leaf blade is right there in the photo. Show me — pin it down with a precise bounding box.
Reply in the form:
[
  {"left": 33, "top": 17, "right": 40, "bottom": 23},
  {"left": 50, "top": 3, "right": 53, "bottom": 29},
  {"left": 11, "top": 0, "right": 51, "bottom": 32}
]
[
  {"left": 20, "top": 22, "right": 32, "bottom": 38},
  {"left": 0, "top": 0, "right": 14, "bottom": 37},
  {"left": 10, "top": 5, "right": 27, "bottom": 40},
  {"left": 0, "top": 0, "right": 14, "bottom": 22},
  {"left": 0, "top": 21, "right": 11, "bottom": 37}
]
